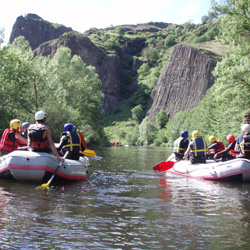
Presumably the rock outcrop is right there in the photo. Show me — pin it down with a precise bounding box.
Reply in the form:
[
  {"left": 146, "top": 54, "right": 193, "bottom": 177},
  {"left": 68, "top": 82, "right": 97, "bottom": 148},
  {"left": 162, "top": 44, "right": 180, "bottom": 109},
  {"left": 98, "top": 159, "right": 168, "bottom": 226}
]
[
  {"left": 146, "top": 44, "right": 217, "bottom": 121},
  {"left": 9, "top": 14, "right": 72, "bottom": 50},
  {"left": 10, "top": 14, "right": 122, "bottom": 113},
  {"left": 9, "top": 15, "right": 217, "bottom": 117}
]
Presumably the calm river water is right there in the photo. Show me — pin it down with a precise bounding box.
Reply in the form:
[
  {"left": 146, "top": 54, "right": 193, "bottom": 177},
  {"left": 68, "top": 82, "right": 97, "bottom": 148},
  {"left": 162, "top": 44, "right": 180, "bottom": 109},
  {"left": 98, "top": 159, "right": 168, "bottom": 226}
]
[{"left": 1, "top": 146, "right": 250, "bottom": 249}]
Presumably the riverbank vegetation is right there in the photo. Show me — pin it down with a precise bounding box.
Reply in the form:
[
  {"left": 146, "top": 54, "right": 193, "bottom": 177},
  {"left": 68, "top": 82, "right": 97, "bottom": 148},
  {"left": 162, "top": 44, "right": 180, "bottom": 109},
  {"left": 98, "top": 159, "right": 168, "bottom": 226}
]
[
  {"left": 0, "top": 37, "right": 108, "bottom": 145},
  {"left": 104, "top": 0, "right": 250, "bottom": 146},
  {"left": 0, "top": 0, "right": 249, "bottom": 147}
]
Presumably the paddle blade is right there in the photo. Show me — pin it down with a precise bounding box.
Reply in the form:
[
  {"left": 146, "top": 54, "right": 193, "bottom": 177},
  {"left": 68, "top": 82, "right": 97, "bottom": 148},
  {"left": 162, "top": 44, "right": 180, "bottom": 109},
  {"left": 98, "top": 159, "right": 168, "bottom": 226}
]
[
  {"left": 153, "top": 161, "right": 166, "bottom": 171},
  {"left": 82, "top": 149, "right": 97, "bottom": 157},
  {"left": 35, "top": 183, "right": 50, "bottom": 190},
  {"left": 159, "top": 161, "right": 175, "bottom": 171}
]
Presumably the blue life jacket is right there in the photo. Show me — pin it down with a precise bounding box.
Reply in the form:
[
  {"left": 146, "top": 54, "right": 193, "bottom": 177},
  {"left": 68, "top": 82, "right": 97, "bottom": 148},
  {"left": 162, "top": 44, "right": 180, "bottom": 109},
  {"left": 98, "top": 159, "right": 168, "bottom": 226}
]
[
  {"left": 190, "top": 137, "right": 207, "bottom": 157},
  {"left": 173, "top": 137, "right": 188, "bottom": 155},
  {"left": 62, "top": 131, "right": 81, "bottom": 152}
]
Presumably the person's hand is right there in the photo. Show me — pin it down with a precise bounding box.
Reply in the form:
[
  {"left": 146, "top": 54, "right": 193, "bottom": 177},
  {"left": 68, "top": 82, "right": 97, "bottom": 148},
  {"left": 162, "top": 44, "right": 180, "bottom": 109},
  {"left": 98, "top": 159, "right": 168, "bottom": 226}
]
[{"left": 57, "top": 156, "right": 65, "bottom": 162}]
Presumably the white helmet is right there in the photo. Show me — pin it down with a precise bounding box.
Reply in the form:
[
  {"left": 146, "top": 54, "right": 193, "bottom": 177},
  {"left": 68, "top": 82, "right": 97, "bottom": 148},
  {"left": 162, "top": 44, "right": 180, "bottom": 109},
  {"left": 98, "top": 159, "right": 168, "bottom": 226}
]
[
  {"left": 35, "top": 111, "right": 47, "bottom": 120},
  {"left": 241, "top": 124, "right": 250, "bottom": 133}
]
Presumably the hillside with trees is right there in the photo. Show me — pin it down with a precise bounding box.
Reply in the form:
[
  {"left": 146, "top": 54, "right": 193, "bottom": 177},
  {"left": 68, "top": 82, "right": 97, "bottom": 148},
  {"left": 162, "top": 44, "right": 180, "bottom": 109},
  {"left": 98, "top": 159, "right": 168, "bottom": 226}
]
[{"left": 0, "top": 0, "right": 249, "bottom": 147}]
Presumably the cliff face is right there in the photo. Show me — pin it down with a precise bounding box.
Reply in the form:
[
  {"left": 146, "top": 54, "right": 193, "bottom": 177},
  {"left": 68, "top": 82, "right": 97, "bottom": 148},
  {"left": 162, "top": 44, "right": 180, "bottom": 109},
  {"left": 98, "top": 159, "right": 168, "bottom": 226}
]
[
  {"left": 146, "top": 44, "right": 217, "bottom": 121},
  {"left": 9, "top": 14, "right": 217, "bottom": 117},
  {"left": 10, "top": 14, "right": 123, "bottom": 113},
  {"left": 9, "top": 14, "right": 72, "bottom": 50}
]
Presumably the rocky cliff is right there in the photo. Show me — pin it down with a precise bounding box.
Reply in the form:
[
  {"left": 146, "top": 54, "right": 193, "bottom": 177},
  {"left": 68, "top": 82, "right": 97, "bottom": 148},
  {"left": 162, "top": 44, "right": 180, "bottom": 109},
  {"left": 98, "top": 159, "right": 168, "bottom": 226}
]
[
  {"left": 9, "top": 14, "right": 124, "bottom": 113},
  {"left": 9, "top": 14, "right": 218, "bottom": 118},
  {"left": 9, "top": 14, "right": 73, "bottom": 50},
  {"left": 146, "top": 44, "right": 217, "bottom": 121}
]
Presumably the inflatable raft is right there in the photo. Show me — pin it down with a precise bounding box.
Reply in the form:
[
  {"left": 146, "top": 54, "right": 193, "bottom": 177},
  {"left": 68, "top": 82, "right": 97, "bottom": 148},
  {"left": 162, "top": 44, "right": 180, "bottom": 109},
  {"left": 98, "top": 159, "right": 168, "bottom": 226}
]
[
  {"left": 164, "top": 153, "right": 250, "bottom": 181},
  {"left": 0, "top": 150, "right": 90, "bottom": 183}
]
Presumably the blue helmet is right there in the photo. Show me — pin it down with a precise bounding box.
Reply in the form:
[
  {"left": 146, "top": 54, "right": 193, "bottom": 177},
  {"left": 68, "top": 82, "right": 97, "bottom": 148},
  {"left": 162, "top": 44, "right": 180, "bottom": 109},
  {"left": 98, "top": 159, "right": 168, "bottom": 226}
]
[
  {"left": 22, "top": 122, "right": 30, "bottom": 131},
  {"left": 64, "top": 123, "right": 73, "bottom": 132},
  {"left": 181, "top": 130, "right": 188, "bottom": 138}
]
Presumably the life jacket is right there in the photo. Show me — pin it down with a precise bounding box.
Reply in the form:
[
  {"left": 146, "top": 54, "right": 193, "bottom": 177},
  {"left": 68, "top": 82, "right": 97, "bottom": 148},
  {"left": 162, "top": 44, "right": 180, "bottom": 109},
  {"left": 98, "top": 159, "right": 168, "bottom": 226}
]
[
  {"left": 173, "top": 137, "right": 188, "bottom": 155},
  {"left": 62, "top": 131, "right": 82, "bottom": 152},
  {"left": 212, "top": 141, "right": 225, "bottom": 157},
  {"left": 190, "top": 137, "right": 207, "bottom": 157},
  {"left": 241, "top": 135, "right": 250, "bottom": 154},
  {"left": 77, "top": 131, "right": 86, "bottom": 149},
  {"left": 18, "top": 130, "right": 28, "bottom": 147},
  {"left": 28, "top": 124, "right": 49, "bottom": 150},
  {"left": 228, "top": 141, "right": 238, "bottom": 157},
  {"left": 0, "top": 129, "right": 20, "bottom": 151}
]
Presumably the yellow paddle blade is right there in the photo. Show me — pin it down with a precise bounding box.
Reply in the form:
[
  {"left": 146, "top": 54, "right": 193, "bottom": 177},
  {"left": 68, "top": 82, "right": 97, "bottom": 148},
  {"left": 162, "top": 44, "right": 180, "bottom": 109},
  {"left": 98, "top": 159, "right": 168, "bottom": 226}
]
[
  {"left": 35, "top": 183, "right": 50, "bottom": 190},
  {"left": 82, "top": 149, "right": 97, "bottom": 157}
]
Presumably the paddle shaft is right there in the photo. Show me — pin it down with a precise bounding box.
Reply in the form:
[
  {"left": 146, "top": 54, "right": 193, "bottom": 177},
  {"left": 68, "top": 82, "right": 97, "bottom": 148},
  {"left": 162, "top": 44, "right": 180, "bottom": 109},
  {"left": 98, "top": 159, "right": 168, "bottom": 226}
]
[
  {"left": 47, "top": 162, "right": 63, "bottom": 186},
  {"left": 47, "top": 151, "right": 69, "bottom": 186}
]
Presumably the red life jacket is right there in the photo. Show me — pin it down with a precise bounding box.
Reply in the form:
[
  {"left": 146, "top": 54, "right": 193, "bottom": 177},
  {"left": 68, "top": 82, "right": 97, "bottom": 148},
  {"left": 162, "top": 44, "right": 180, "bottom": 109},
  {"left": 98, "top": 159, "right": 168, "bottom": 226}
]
[
  {"left": 28, "top": 124, "right": 49, "bottom": 151},
  {"left": 0, "top": 129, "right": 21, "bottom": 151},
  {"left": 77, "top": 131, "right": 86, "bottom": 149},
  {"left": 229, "top": 149, "right": 238, "bottom": 157},
  {"left": 213, "top": 141, "right": 225, "bottom": 157}
]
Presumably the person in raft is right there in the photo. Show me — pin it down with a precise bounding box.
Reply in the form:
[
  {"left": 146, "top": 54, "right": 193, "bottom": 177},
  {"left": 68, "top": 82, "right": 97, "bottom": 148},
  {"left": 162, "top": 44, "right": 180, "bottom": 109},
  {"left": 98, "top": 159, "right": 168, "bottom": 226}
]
[
  {"left": 236, "top": 124, "right": 250, "bottom": 160},
  {"left": 73, "top": 126, "right": 87, "bottom": 149},
  {"left": 18, "top": 122, "right": 30, "bottom": 147},
  {"left": 57, "top": 123, "right": 85, "bottom": 160},
  {"left": 207, "top": 136, "right": 225, "bottom": 160},
  {"left": 0, "top": 119, "right": 28, "bottom": 155},
  {"left": 173, "top": 130, "right": 189, "bottom": 161},
  {"left": 28, "top": 111, "right": 64, "bottom": 162},
  {"left": 183, "top": 130, "right": 207, "bottom": 164},
  {"left": 214, "top": 134, "right": 238, "bottom": 161}
]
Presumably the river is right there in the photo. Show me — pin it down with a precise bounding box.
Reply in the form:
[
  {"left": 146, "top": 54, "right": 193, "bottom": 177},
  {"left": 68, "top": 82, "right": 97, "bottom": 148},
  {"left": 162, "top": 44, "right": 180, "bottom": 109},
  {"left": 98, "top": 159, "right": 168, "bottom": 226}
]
[{"left": 1, "top": 146, "right": 250, "bottom": 249}]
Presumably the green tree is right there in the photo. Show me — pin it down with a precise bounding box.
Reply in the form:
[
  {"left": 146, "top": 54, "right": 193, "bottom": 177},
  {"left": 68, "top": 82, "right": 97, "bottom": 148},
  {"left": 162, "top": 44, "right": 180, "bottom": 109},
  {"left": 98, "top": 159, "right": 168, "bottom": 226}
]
[
  {"left": 164, "top": 35, "right": 176, "bottom": 47},
  {"left": 116, "top": 27, "right": 126, "bottom": 36},
  {"left": 156, "top": 110, "right": 170, "bottom": 129},
  {"left": 138, "top": 117, "right": 157, "bottom": 145},
  {"left": 131, "top": 105, "right": 144, "bottom": 124},
  {"left": 0, "top": 37, "right": 36, "bottom": 129},
  {"left": 212, "top": 0, "right": 250, "bottom": 113}
]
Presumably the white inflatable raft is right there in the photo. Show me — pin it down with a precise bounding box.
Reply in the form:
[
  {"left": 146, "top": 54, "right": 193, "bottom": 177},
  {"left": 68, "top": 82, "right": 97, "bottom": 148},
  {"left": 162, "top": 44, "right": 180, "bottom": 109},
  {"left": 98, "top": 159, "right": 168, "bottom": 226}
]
[
  {"left": 165, "top": 153, "right": 250, "bottom": 181},
  {"left": 0, "top": 150, "right": 90, "bottom": 182}
]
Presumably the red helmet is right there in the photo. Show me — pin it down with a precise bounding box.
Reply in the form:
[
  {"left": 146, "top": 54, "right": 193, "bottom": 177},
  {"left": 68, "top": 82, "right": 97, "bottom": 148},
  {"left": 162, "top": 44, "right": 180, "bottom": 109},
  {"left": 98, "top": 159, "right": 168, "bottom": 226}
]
[{"left": 227, "top": 134, "right": 235, "bottom": 144}]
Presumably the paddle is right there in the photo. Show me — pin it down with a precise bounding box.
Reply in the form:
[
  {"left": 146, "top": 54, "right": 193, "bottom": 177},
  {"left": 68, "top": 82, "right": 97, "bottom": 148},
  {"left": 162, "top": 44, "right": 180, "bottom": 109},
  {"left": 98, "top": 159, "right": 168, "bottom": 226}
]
[
  {"left": 82, "top": 149, "right": 97, "bottom": 157},
  {"left": 36, "top": 152, "right": 68, "bottom": 190},
  {"left": 153, "top": 160, "right": 175, "bottom": 172},
  {"left": 36, "top": 162, "right": 64, "bottom": 190}
]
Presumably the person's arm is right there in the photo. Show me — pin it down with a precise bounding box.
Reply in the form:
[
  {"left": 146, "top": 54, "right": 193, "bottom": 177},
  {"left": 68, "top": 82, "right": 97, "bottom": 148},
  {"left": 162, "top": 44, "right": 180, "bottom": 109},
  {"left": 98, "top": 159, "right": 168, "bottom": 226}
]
[
  {"left": 57, "top": 136, "right": 67, "bottom": 152},
  {"left": 46, "top": 128, "right": 65, "bottom": 162},
  {"left": 16, "top": 133, "right": 28, "bottom": 145},
  {"left": 183, "top": 147, "right": 191, "bottom": 160}
]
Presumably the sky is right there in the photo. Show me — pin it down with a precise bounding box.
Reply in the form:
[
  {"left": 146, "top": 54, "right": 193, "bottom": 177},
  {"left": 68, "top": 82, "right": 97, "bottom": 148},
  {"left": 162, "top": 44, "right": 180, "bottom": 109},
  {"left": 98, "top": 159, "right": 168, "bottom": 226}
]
[{"left": 0, "top": 0, "right": 212, "bottom": 44}]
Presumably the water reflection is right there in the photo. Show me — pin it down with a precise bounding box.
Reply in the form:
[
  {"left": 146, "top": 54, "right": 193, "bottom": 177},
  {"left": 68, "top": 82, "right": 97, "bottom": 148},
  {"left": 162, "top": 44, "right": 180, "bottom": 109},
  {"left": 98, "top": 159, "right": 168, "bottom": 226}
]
[{"left": 0, "top": 147, "right": 250, "bottom": 249}]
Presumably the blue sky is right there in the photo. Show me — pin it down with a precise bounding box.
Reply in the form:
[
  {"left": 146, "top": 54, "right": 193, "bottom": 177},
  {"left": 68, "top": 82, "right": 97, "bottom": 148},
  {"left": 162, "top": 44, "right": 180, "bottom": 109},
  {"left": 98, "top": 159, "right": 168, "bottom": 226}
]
[{"left": 1, "top": 0, "right": 212, "bottom": 44}]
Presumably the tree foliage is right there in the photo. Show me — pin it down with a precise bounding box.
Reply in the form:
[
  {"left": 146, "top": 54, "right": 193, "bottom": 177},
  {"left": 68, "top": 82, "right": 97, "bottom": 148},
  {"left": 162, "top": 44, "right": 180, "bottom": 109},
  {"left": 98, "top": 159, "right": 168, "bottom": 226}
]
[{"left": 0, "top": 37, "right": 107, "bottom": 145}]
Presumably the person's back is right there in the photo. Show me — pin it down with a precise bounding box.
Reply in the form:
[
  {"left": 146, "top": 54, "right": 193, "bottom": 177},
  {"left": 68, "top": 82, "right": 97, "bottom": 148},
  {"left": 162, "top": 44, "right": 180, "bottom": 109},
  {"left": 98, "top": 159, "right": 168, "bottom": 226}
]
[
  {"left": 73, "top": 126, "right": 87, "bottom": 149},
  {"left": 184, "top": 130, "right": 207, "bottom": 164},
  {"left": 58, "top": 123, "right": 84, "bottom": 160},
  {"left": 214, "top": 134, "right": 237, "bottom": 161},
  {"left": 28, "top": 111, "right": 64, "bottom": 162},
  {"left": 28, "top": 123, "right": 50, "bottom": 152},
  {"left": 237, "top": 124, "right": 250, "bottom": 159},
  {"left": 0, "top": 119, "right": 27, "bottom": 155},
  {"left": 207, "top": 136, "right": 225, "bottom": 159},
  {"left": 173, "top": 130, "right": 189, "bottom": 161}
]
